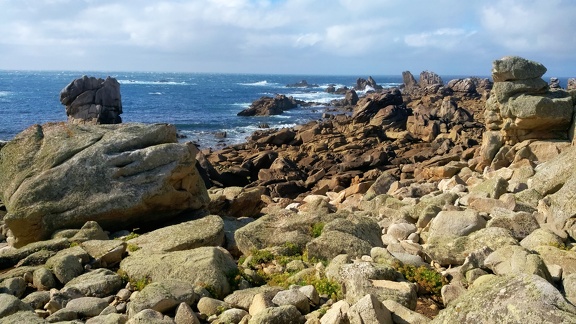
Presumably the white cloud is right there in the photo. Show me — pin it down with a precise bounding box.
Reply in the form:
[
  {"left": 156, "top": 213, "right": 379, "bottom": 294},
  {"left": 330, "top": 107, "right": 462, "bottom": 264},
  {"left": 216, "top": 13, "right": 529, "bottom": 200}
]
[
  {"left": 404, "top": 28, "right": 477, "bottom": 49},
  {"left": 0, "top": 0, "right": 575, "bottom": 75},
  {"left": 480, "top": 0, "right": 576, "bottom": 54}
]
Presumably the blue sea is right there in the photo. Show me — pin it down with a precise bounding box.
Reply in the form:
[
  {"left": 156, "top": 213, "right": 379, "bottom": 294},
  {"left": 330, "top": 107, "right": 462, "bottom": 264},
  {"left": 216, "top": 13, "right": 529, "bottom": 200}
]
[{"left": 0, "top": 71, "right": 406, "bottom": 148}]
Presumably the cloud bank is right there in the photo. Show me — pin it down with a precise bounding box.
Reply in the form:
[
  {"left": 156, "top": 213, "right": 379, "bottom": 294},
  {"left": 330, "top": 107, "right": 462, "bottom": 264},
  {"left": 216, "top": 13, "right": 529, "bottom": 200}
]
[{"left": 1, "top": 0, "right": 575, "bottom": 76}]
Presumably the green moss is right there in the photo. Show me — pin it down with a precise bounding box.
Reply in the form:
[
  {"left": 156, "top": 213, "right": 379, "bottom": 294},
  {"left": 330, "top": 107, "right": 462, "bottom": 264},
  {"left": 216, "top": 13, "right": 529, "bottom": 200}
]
[
  {"left": 123, "top": 232, "right": 140, "bottom": 241},
  {"left": 248, "top": 249, "right": 275, "bottom": 268},
  {"left": 394, "top": 262, "right": 447, "bottom": 299},
  {"left": 310, "top": 222, "right": 325, "bottom": 238},
  {"left": 127, "top": 243, "right": 140, "bottom": 252},
  {"left": 130, "top": 277, "right": 151, "bottom": 291}
]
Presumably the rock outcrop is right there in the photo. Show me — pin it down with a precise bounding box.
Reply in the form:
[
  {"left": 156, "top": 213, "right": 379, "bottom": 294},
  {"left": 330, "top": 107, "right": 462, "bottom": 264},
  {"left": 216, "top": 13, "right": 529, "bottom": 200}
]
[
  {"left": 60, "top": 75, "right": 122, "bottom": 125},
  {"left": 0, "top": 122, "right": 209, "bottom": 247},
  {"left": 478, "top": 56, "right": 574, "bottom": 169},
  {"left": 237, "top": 95, "right": 301, "bottom": 116}
]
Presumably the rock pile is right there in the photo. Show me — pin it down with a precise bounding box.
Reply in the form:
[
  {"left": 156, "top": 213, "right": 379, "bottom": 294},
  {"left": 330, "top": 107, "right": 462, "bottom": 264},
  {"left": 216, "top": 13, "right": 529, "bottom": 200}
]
[
  {"left": 0, "top": 56, "right": 575, "bottom": 323},
  {"left": 60, "top": 76, "right": 123, "bottom": 124}
]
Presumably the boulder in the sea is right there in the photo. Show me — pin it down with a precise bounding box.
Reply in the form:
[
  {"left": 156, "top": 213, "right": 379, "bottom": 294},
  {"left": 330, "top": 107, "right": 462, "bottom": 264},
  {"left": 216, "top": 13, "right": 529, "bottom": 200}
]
[
  {"left": 237, "top": 95, "right": 300, "bottom": 116},
  {"left": 0, "top": 122, "right": 209, "bottom": 247},
  {"left": 286, "top": 80, "right": 318, "bottom": 88},
  {"left": 60, "top": 75, "right": 122, "bottom": 124}
]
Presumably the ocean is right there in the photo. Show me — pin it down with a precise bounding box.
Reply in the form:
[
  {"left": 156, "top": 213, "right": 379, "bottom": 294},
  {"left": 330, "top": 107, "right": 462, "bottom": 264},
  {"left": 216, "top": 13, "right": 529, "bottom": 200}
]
[{"left": 0, "top": 71, "right": 406, "bottom": 148}]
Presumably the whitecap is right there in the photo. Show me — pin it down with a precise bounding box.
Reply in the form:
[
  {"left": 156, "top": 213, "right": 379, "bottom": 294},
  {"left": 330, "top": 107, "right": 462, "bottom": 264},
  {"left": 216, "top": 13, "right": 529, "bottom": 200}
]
[
  {"left": 287, "top": 91, "right": 344, "bottom": 104},
  {"left": 148, "top": 92, "right": 163, "bottom": 95},
  {"left": 239, "top": 80, "right": 269, "bottom": 86},
  {"left": 117, "top": 80, "right": 188, "bottom": 85},
  {"left": 0, "top": 91, "right": 11, "bottom": 97}
]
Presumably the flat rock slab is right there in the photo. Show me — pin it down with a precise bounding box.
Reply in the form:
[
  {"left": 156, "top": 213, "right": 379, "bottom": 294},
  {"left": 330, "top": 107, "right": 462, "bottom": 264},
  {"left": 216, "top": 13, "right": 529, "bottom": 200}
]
[
  {"left": 128, "top": 215, "right": 224, "bottom": 253},
  {"left": 119, "top": 246, "right": 237, "bottom": 299}
]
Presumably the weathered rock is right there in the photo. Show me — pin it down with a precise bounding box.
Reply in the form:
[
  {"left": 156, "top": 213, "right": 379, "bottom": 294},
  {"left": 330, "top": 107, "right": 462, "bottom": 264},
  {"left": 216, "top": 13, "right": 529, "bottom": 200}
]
[
  {"left": 484, "top": 245, "right": 551, "bottom": 281},
  {"left": 538, "top": 167, "right": 576, "bottom": 239},
  {"left": 86, "top": 313, "right": 129, "bottom": 324},
  {"left": 126, "top": 309, "right": 175, "bottom": 324},
  {"left": 120, "top": 247, "right": 237, "bottom": 299},
  {"left": 348, "top": 294, "right": 393, "bottom": 324},
  {"left": 272, "top": 289, "right": 310, "bottom": 314},
  {"left": 419, "top": 71, "right": 443, "bottom": 87},
  {"left": 47, "top": 254, "right": 84, "bottom": 284},
  {"left": 65, "top": 296, "right": 109, "bottom": 318},
  {"left": 224, "top": 286, "right": 282, "bottom": 311},
  {"left": 486, "top": 208, "right": 539, "bottom": 240},
  {"left": 0, "top": 310, "right": 47, "bottom": 324},
  {"left": 197, "top": 297, "right": 231, "bottom": 316},
  {"left": 128, "top": 280, "right": 197, "bottom": 317},
  {"left": 208, "top": 187, "right": 265, "bottom": 218},
  {"left": 69, "top": 221, "right": 109, "bottom": 243},
  {"left": 21, "top": 290, "right": 51, "bottom": 310},
  {"left": 217, "top": 308, "right": 249, "bottom": 324},
  {"left": 0, "top": 123, "right": 209, "bottom": 247},
  {"left": 0, "top": 238, "right": 70, "bottom": 269},
  {"left": 491, "top": 56, "right": 547, "bottom": 82},
  {"left": 427, "top": 210, "right": 486, "bottom": 241},
  {"left": 533, "top": 245, "right": 576, "bottom": 277},
  {"left": 352, "top": 89, "right": 403, "bottom": 123},
  {"left": 431, "top": 274, "right": 576, "bottom": 323},
  {"left": 0, "top": 277, "right": 27, "bottom": 298},
  {"left": 60, "top": 75, "right": 123, "bottom": 124},
  {"left": 127, "top": 215, "right": 224, "bottom": 253},
  {"left": 306, "top": 216, "right": 383, "bottom": 261},
  {"left": 520, "top": 228, "right": 565, "bottom": 251},
  {"left": 382, "top": 299, "right": 430, "bottom": 324},
  {"left": 0, "top": 293, "right": 34, "bottom": 317},
  {"left": 174, "top": 302, "right": 200, "bottom": 324},
  {"left": 63, "top": 268, "right": 123, "bottom": 298},
  {"left": 424, "top": 227, "right": 519, "bottom": 266},
  {"left": 247, "top": 305, "right": 304, "bottom": 324},
  {"left": 46, "top": 308, "right": 79, "bottom": 322},
  {"left": 320, "top": 300, "right": 349, "bottom": 324},
  {"left": 81, "top": 240, "right": 126, "bottom": 267},
  {"left": 237, "top": 95, "right": 299, "bottom": 116}
]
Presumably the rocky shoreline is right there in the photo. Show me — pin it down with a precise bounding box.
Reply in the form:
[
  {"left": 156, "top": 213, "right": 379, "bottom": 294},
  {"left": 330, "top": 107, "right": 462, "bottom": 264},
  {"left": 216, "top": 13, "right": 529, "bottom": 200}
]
[{"left": 0, "top": 56, "right": 575, "bottom": 323}]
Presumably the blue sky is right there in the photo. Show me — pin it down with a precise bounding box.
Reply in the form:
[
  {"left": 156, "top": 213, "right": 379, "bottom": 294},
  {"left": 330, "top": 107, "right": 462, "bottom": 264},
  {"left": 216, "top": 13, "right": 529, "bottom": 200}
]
[{"left": 1, "top": 0, "right": 575, "bottom": 76}]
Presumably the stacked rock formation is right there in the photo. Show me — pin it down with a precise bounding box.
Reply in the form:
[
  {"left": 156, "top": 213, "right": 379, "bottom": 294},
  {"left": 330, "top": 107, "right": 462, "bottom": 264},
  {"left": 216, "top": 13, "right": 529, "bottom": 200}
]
[
  {"left": 478, "top": 56, "right": 575, "bottom": 169},
  {"left": 60, "top": 76, "right": 123, "bottom": 124}
]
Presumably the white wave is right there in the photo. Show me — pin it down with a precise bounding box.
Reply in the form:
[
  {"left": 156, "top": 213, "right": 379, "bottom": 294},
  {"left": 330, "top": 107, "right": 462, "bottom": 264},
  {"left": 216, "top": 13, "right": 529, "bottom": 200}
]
[
  {"left": 231, "top": 102, "right": 251, "bottom": 108},
  {"left": 118, "top": 80, "right": 188, "bottom": 85},
  {"left": 239, "top": 80, "right": 281, "bottom": 87},
  {"left": 148, "top": 92, "right": 163, "bottom": 95},
  {"left": 0, "top": 91, "right": 11, "bottom": 97},
  {"left": 288, "top": 91, "right": 344, "bottom": 104}
]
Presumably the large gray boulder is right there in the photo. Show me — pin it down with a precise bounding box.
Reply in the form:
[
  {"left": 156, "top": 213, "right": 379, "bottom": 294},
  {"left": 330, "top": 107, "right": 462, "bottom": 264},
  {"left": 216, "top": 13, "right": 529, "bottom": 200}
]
[
  {"left": 127, "top": 280, "right": 198, "bottom": 317},
  {"left": 119, "top": 247, "right": 237, "bottom": 299},
  {"left": 424, "top": 227, "right": 519, "bottom": 266},
  {"left": 0, "top": 123, "right": 209, "bottom": 247},
  {"left": 60, "top": 75, "right": 123, "bottom": 124},
  {"left": 491, "top": 56, "right": 547, "bottom": 82},
  {"left": 431, "top": 274, "right": 576, "bottom": 323}
]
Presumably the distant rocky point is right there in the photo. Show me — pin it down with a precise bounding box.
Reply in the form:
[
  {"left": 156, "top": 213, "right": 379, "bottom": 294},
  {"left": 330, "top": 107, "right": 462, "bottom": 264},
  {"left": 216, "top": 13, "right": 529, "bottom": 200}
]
[
  {"left": 60, "top": 75, "right": 122, "bottom": 125},
  {"left": 286, "top": 80, "right": 318, "bottom": 88}
]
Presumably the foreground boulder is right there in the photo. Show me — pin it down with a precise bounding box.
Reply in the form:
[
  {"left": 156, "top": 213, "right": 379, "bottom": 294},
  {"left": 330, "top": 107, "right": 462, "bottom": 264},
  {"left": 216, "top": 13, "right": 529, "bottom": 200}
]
[
  {"left": 432, "top": 274, "right": 576, "bottom": 323},
  {"left": 0, "top": 122, "right": 209, "bottom": 247}
]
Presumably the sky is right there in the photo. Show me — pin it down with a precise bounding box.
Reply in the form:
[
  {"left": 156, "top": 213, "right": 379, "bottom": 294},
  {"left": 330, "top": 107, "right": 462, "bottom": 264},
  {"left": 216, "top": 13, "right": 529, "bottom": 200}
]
[{"left": 1, "top": 0, "right": 576, "bottom": 76}]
